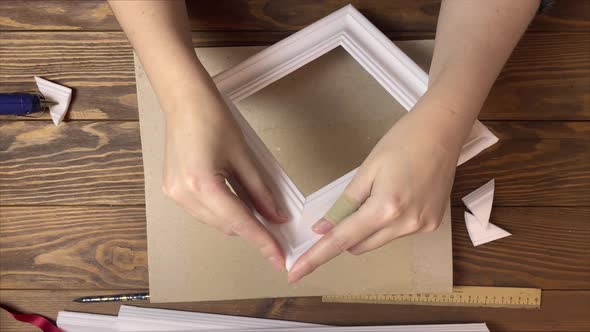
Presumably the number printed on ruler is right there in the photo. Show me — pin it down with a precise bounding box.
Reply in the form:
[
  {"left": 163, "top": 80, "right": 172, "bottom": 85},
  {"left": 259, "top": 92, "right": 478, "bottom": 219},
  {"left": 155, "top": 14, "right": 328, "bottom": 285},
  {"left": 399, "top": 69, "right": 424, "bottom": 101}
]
[{"left": 322, "top": 286, "right": 542, "bottom": 309}]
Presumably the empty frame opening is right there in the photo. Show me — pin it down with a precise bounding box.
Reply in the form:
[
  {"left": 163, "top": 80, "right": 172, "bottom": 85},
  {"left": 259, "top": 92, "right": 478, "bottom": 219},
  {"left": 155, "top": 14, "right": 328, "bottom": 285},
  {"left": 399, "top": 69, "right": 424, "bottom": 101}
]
[{"left": 235, "top": 46, "right": 407, "bottom": 197}]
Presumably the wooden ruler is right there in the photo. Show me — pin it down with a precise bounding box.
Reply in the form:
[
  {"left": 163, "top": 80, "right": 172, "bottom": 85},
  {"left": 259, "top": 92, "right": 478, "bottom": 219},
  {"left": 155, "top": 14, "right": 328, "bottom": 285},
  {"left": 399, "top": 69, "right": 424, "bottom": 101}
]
[{"left": 322, "top": 286, "right": 542, "bottom": 309}]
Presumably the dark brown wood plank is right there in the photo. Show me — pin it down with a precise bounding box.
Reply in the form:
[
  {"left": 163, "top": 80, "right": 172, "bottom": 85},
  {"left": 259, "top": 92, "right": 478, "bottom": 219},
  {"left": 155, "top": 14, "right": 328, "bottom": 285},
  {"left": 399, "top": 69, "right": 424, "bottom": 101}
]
[
  {"left": 1, "top": 0, "right": 588, "bottom": 32},
  {"left": 0, "top": 121, "right": 145, "bottom": 206},
  {"left": 0, "top": 206, "right": 148, "bottom": 289},
  {"left": 452, "top": 121, "right": 590, "bottom": 206},
  {"left": 0, "top": 0, "right": 117, "bottom": 30},
  {"left": 1, "top": 205, "right": 588, "bottom": 290},
  {"left": 0, "top": 32, "right": 138, "bottom": 121},
  {"left": 452, "top": 207, "right": 590, "bottom": 289},
  {"left": 1, "top": 290, "right": 589, "bottom": 331},
  {"left": 1, "top": 121, "right": 588, "bottom": 206},
  {"left": 484, "top": 32, "right": 590, "bottom": 121},
  {"left": 1, "top": 32, "right": 588, "bottom": 121}
]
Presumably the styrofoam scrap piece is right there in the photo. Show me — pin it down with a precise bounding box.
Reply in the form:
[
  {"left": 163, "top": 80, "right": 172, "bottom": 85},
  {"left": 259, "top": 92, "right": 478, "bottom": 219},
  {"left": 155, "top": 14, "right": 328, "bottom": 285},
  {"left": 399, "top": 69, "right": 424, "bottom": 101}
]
[
  {"left": 57, "top": 307, "right": 489, "bottom": 332},
  {"left": 132, "top": 324, "right": 489, "bottom": 332},
  {"left": 208, "top": 324, "right": 489, "bottom": 332},
  {"left": 34, "top": 76, "right": 72, "bottom": 126},
  {"left": 457, "top": 121, "right": 499, "bottom": 166},
  {"left": 465, "top": 212, "right": 511, "bottom": 247},
  {"left": 462, "top": 179, "right": 495, "bottom": 228},
  {"left": 57, "top": 311, "right": 118, "bottom": 332},
  {"left": 118, "top": 305, "right": 322, "bottom": 331},
  {"left": 119, "top": 305, "right": 488, "bottom": 331}
]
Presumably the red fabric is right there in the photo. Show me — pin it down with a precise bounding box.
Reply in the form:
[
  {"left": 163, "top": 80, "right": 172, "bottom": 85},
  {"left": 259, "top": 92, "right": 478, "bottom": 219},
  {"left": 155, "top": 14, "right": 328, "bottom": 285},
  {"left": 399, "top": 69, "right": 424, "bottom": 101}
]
[{"left": 1, "top": 306, "right": 62, "bottom": 332}]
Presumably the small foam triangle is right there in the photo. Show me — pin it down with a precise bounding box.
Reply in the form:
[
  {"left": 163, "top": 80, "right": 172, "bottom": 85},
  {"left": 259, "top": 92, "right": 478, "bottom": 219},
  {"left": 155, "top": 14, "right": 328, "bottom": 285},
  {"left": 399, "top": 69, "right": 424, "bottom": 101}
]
[
  {"left": 34, "top": 76, "right": 72, "bottom": 126},
  {"left": 462, "top": 179, "right": 495, "bottom": 227},
  {"left": 464, "top": 212, "right": 511, "bottom": 246},
  {"left": 457, "top": 121, "right": 499, "bottom": 166}
]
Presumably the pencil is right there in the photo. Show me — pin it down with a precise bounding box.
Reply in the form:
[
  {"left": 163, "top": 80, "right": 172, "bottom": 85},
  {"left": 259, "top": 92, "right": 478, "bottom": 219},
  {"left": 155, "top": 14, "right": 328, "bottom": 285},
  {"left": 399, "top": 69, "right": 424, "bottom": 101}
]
[{"left": 73, "top": 292, "right": 150, "bottom": 303}]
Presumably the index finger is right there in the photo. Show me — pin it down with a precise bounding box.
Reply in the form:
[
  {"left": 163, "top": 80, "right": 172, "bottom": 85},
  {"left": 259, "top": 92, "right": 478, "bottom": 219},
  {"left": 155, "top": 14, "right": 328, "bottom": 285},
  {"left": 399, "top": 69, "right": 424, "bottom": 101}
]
[
  {"left": 287, "top": 197, "right": 381, "bottom": 283},
  {"left": 205, "top": 179, "right": 287, "bottom": 272}
]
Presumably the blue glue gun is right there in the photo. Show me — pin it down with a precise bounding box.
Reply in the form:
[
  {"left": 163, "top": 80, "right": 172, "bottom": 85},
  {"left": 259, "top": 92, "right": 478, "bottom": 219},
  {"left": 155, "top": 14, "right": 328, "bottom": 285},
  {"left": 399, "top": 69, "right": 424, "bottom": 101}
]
[{"left": 0, "top": 92, "right": 57, "bottom": 116}]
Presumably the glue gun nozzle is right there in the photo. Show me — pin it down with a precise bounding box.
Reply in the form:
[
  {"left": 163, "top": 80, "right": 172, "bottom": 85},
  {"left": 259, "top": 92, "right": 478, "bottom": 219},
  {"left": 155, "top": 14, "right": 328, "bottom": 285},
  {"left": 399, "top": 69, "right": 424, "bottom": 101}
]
[{"left": 41, "top": 100, "right": 58, "bottom": 107}]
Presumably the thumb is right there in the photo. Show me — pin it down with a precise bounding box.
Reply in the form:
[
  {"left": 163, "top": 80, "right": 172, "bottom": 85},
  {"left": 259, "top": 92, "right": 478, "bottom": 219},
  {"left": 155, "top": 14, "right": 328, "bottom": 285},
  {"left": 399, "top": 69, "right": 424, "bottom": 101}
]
[
  {"left": 233, "top": 151, "right": 288, "bottom": 224},
  {"left": 312, "top": 167, "right": 373, "bottom": 235}
]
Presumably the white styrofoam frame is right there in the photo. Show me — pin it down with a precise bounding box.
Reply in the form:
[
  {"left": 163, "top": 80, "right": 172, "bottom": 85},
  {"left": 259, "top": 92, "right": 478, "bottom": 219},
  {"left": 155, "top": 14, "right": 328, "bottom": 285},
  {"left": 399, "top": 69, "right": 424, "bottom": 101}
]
[{"left": 211, "top": 4, "right": 497, "bottom": 269}]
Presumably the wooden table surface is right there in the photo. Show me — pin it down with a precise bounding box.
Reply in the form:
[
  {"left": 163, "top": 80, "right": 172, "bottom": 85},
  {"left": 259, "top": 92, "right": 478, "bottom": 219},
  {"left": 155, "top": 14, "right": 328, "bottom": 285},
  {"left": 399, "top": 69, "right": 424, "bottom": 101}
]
[{"left": 1, "top": 1, "right": 589, "bottom": 331}]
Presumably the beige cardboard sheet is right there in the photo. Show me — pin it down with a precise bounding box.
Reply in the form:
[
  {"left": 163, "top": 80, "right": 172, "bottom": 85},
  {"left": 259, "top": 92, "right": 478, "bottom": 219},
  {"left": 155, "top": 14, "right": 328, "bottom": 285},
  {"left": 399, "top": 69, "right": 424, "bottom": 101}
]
[
  {"left": 135, "top": 40, "right": 452, "bottom": 303},
  {"left": 236, "top": 47, "right": 406, "bottom": 196}
]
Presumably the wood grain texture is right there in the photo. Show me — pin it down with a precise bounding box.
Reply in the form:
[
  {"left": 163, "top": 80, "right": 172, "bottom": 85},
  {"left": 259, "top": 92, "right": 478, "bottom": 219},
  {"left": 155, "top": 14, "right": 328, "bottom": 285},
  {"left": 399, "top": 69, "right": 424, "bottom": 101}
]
[
  {"left": 0, "top": 206, "right": 148, "bottom": 290},
  {"left": 1, "top": 0, "right": 588, "bottom": 32},
  {"left": 1, "top": 121, "right": 588, "bottom": 206},
  {"left": 0, "top": 32, "right": 138, "bottom": 121},
  {"left": 484, "top": 32, "right": 590, "bottom": 121},
  {"left": 452, "top": 207, "right": 590, "bottom": 290},
  {"left": 0, "top": 121, "right": 145, "bottom": 205},
  {"left": 1, "top": 31, "right": 588, "bottom": 121},
  {"left": 1, "top": 3, "right": 589, "bottom": 331},
  {"left": 1, "top": 290, "right": 589, "bottom": 332},
  {"left": 452, "top": 121, "right": 590, "bottom": 206},
  {"left": 1, "top": 205, "right": 588, "bottom": 290}
]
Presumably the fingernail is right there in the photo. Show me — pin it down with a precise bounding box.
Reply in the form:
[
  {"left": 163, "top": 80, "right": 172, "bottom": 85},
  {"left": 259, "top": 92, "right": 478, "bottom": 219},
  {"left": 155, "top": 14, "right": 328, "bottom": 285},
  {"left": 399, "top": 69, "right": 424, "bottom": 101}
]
[
  {"left": 288, "top": 266, "right": 306, "bottom": 284},
  {"left": 276, "top": 206, "right": 289, "bottom": 222},
  {"left": 268, "top": 256, "right": 285, "bottom": 272},
  {"left": 312, "top": 219, "right": 335, "bottom": 234}
]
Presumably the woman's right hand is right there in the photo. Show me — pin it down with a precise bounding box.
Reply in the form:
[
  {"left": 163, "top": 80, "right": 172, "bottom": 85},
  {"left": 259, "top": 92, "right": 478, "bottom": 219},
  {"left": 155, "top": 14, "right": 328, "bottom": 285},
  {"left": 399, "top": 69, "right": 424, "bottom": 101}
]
[{"left": 161, "top": 90, "right": 288, "bottom": 272}]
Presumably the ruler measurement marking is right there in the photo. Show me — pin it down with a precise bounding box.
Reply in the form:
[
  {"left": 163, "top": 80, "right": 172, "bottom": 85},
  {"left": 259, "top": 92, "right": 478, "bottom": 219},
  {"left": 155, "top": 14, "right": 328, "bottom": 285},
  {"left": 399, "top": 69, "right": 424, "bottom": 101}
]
[{"left": 322, "top": 286, "right": 541, "bottom": 309}]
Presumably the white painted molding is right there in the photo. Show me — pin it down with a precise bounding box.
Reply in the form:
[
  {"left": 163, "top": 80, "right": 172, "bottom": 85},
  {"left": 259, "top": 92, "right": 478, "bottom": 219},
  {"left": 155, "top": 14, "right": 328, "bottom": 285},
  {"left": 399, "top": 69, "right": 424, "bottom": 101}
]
[
  {"left": 58, "top": 306, "right": 489, "bottom": 331},
  {"left": 212, "top": 4, "right": 498, "bottom": 269},
  {"left": 57, "top": 311, "right": 118, "bottom": 332},
  {"left": 117, "top": 305, "right": 321, "bottom": 331}
]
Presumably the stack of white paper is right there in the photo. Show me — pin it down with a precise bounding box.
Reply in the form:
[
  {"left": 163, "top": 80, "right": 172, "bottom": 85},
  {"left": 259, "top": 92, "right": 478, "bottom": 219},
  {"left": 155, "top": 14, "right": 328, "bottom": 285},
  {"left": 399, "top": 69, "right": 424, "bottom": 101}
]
[{"left": 57, "top": 305, "right": 489, "bottom": 332}]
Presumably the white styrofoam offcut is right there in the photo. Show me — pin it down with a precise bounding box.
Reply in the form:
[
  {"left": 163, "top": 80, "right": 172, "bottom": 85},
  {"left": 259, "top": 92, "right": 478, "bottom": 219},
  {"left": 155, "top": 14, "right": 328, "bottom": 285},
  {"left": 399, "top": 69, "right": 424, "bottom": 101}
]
[
  {"left": 462, "top": 179, "right": 511, "bottom": 246},
  {"left": 34, "top": 76, "right": 72, "bottom": 125}
]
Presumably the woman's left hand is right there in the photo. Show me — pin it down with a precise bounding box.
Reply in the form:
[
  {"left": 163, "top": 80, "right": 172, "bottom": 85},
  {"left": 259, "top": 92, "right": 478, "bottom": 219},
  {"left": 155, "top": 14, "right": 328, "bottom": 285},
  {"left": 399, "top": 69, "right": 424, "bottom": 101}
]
[{"left": 288, "top": 95, "right": 469, "bottom": 283}]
